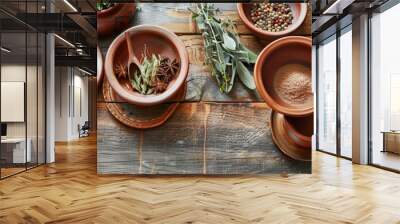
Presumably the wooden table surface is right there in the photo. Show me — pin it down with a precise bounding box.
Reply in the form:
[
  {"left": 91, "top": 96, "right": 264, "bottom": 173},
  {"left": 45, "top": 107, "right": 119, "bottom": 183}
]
[{"left": 97, "top": 3, "right": 312, "bottom": 175}]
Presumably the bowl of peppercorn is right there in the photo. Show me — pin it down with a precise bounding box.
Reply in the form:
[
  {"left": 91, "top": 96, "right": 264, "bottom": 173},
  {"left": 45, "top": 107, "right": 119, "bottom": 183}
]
[
  {"left": 104, "top": 25, "right": 189, "bottom": 106},
  {"left": 237, "top": 2, "right": 307, "bottom": 40}
]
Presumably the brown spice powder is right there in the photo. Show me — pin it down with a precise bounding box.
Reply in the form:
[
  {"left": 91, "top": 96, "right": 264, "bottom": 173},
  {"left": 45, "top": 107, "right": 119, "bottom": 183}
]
[{"left": 274, "top": 64, "right": 312, "bottom": 105}]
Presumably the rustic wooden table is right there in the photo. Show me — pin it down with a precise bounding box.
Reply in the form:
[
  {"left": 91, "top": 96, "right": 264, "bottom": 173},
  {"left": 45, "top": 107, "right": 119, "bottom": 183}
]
[{"left": 97, "top": 3, "right": 312, "bottom": 175}]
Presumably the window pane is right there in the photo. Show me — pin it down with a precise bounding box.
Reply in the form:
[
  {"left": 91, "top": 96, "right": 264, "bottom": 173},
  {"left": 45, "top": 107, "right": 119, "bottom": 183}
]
[
  {"left": 371, "top": 3, "right": 400, "bottom": 171},
  {"left": 27, "top": 31, "right": 38, "bottom": 169},
  {"left": 318, "top": 36, "right": 337, "bottom": 154},
  {"left": 340, "top": 27, "right": 352, "bottom": 158},
  {"left": 38, "top": 32, "right": 45, "bottom": 165},
  {"left": 1, "top": 31, "right": 27, "bottom": 178}
]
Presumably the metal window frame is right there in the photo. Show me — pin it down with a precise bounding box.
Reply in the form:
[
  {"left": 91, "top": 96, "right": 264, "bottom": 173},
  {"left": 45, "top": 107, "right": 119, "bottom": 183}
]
[{"left": 315, "top": 22, "right": 353, "bottom": 161}]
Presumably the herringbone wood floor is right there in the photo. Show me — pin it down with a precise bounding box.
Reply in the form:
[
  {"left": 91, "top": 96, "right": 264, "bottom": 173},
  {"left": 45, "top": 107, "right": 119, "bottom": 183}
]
[{"left": 0, "top": 135, "right": 399, "bottom": 224}]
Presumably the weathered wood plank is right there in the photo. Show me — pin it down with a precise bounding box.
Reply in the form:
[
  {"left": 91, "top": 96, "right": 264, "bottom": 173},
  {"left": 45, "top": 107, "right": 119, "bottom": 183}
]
[
  {"left": 99, "top": 3, "right": 311, "bottom": 39},
  {"left": 97, "top": 103, "right": 141, "bottom": 174},
  {"left": 98, "top": 35, "right": 265, "bottom": 103},
  {"left": 97, "top": 102, "right": 310, "bottom": 175},
  {"left": 97, "top": 103, "right": 205, "bottom": 174},
  {"left": 203, "top": 103, "right": 310, "bottom": 174}
]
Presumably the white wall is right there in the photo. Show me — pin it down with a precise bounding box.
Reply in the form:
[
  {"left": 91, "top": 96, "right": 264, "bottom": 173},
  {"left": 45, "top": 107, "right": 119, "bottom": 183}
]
[
  {"left": 54, "top": 67, "right": 89, "bottom": 141},
  {"left": 1, "top": 65, "right": 38, "bottom": 138},
  {"left": 1, "top": 63, "right": 46, "bottom": 164}
]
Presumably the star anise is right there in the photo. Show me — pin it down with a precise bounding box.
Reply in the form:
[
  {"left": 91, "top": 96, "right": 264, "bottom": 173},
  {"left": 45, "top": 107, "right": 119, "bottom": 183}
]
[
  {"left": 152, "top": 79, "right": 169, "bottom": 93},
  {"left": 156, "top": 57, "right": 180, "bottom": 82},
  {"left": 114, "top": 63, "right": 128, "bottom": 79}
]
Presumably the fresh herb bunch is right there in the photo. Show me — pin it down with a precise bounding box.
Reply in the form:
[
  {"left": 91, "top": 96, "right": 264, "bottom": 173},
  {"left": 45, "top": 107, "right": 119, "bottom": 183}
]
[
  {"left": 190, "top": 3, "right": 258, "bottom": 93},
  {"left": 96, "top": 0, "right": 114, "bottom": 11}
]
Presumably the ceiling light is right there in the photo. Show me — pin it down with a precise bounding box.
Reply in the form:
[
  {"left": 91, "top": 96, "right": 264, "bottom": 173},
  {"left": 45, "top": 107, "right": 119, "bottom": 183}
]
[
  {"left": 78, "top": 67, "right": 93, "bottom": 76},
  {"left": 63, "top": 0, "right": 78, "bottom": 12},
  {"left": 54, "top": 34, "right": 75, "bottom": 48},
  {"left": 1, "top": 47, "right": 11, "bottom": 53}
]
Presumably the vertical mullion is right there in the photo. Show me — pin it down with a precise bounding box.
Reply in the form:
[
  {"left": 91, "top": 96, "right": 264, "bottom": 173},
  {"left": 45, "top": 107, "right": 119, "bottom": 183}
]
[
  {"left": 44, "top": 0, "right": 48, "bottom": 164},
  {"left": 336, "top": 29, "right": 341, "bottom": 157},
  {"left": 73, "top": 68, "right": 75, "bottom": 118},
  {"left": 316, "top": 45, "right": 320, "bottom": 151},
  {"left": 36, "top": 0, "right": 39, "bottom": 167},
  {"left": 367, "top": 10, "right": 373, "bottom": 165},
  {"left": 25, "top": 0, "right": 28, "bottom": 171}
]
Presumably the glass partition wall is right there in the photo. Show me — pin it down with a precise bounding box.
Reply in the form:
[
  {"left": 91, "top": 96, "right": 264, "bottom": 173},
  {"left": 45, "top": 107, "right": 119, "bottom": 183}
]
[
  {"left": 0, "top": 1, "right": 46, "bottom": 179},
  {"left": 316, "top": 25, "right": 353, "bottom": 159}
]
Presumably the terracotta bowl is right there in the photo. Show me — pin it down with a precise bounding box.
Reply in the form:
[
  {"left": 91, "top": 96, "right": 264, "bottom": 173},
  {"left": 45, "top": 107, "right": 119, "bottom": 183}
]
[
  {"left": 97, "top": 3, "right": 136, "bottom": 36},
  {"left": 270, "top": 111, "right": 312, "bottom": 161},
  {"left": 237, "top": 3, "right": 307, "bottom": 40},
  {"left": 255, "top": 36, "right": 313, "bottom": 117},
  {"left": 97, "top": 46, "right": 103, "bottom": 88},
  {"left": 105, "top": 25, "right": 189, "bottom": 106}
]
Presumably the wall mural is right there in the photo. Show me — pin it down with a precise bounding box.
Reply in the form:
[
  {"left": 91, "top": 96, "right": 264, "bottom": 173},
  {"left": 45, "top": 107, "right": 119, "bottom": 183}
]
[{"left": 97, "top": 2, "right": 312, "bottom": 174}]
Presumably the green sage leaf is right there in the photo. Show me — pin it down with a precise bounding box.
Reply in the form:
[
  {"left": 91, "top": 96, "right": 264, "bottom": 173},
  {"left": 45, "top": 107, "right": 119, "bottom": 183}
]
[
  {"left": 222, "top": 32, "right": 236, "bottom": 51},
  {"left": 236, "top": 60, "right": 255, "bottom": 90}
]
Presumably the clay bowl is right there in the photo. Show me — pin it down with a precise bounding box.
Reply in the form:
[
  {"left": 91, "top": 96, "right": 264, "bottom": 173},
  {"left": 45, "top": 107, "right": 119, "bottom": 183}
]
[
  {"left": 271, "top": 111, "right": 312, "bottom": 161},
  {"left": 97, "top": 46, "right": 103, "bottom": 88},
  {"left": 105, "top": 25, "right": 189, "bottom": 106},
  {"left": 255, "top": 36, "right": 313, "bottom": 117},
  {"left": 237, "top": 3, "right": 307, "bottom": 40},
  {"left": 97, "top": 3, "right": 136, "bottom": 36}
]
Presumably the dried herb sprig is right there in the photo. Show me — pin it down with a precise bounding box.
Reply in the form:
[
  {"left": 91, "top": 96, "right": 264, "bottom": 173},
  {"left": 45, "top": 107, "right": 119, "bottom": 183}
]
[
  {"left": 126, "top": 49, "right": 179, "bottom": 95},
  {"left": 190, "top": 3, "right": 258, "bottom": 93},
  {"left": 131, "top": 54, "right": 161, "bottom": 95}
]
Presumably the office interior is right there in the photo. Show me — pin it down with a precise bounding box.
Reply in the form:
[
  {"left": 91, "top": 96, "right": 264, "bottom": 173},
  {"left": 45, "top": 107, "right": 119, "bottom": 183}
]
[{"left": 0, "top": 0, "right": 96, "bottom": 179}]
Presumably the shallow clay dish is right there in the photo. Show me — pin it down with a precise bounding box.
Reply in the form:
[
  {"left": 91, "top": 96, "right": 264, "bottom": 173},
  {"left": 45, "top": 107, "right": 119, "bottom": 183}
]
[
  {"left": 97, "top": 3, "right": 136, "bottom": 36},
  {"left": 105, "top": 25, "right": 189, "bottom": 106},
  {"left": 270, "top": 111, "right": 312, "bottom": 161},
  {"left": 97, "top": 46, "right": 103, "bottom": 88},
  {"left": 284, "top": 113, "right": 313, "bottom": 149},
  {"left": 255, "top": 36, "right": 313, "bottom": 117},
  {"left": 103, "top": 78, "right": 186, "bottom": 129},
  {"left": 237, "top": 3, "right": 307, "bottom": 40}
]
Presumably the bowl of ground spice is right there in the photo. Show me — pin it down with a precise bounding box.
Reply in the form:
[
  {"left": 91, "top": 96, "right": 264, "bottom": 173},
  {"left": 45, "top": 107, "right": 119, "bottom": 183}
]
[
  {"left": 237, "top": 2, "right": 307, "bottom": 39},
  {"left": 105, "top": 25, "right": 189, "bottom": 106},
  {"left": 254, "top": 36, "right": 313, "bottom": 117}
]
